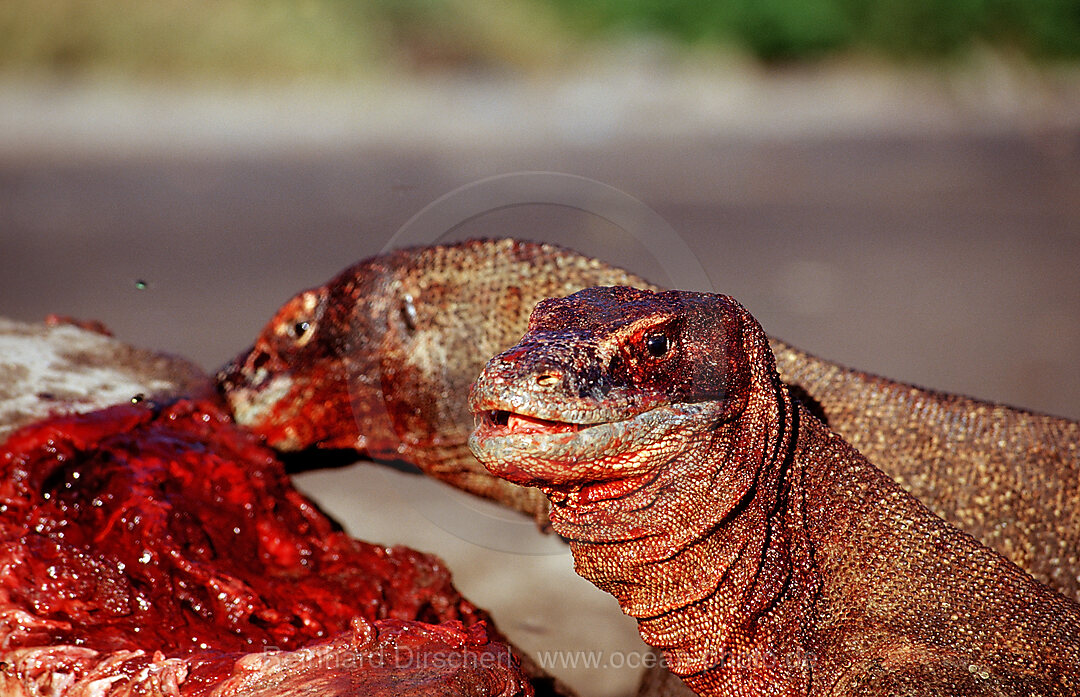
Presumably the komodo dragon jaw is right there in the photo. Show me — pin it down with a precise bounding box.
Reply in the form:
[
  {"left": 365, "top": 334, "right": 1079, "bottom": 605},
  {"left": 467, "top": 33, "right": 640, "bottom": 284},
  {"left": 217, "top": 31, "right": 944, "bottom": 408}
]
[{"left": 471, "top": 402, "right": 716, "bottom": 496}]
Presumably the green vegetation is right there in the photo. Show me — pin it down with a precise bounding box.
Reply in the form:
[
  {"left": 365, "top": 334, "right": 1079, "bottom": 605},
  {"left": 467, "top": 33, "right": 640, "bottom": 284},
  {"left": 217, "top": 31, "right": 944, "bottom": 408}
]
[
  {"left": 551, "top": 0, "right": 1080, "bottom": 60},
  {"left": 1, "top": 0, "right": 1077, "bottom": 80}
]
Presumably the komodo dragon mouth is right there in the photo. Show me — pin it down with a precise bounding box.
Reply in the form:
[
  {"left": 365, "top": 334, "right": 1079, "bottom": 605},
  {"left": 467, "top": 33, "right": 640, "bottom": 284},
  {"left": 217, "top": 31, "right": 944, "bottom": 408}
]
[
  {"left": 473, "top": 405, "right": 651, "bottom": 453},
  {"left": 470, "top": 403, "right": 716, "bottom": 505},
  {"left": 472, "top": 407, "right": 626, "bottom": 462},
  {"left": 484, "top": 410, "right": 585, "bottom": 435},
  {"left": 473, "top": 392, "right": 674, "bottom": 446}
]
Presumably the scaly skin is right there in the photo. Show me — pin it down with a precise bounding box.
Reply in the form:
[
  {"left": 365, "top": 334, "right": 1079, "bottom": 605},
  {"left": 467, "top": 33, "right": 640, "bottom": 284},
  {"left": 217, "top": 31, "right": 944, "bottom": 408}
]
[
  {"left": 217, "top": 239, "right": 1079, "bottom": 600},
  {"left": 469, "top": 287, "right": 1080, "bottom": 697},
  {"left": 218, "top": 239, "right": 651, "bottom": 518},
  {"left": 773, "top": 342, "right": 1080, "bottom": 603}
]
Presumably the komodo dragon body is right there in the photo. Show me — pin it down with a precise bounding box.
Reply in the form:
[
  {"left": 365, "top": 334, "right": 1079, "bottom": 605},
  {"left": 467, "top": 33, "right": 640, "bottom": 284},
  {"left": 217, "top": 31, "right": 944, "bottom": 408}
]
[
  {"left": 217, "top": 239, "right": 1079, "bottom": 602},
  {"left": 468, "top": 286, "right": 1080, "bottom": 696}
]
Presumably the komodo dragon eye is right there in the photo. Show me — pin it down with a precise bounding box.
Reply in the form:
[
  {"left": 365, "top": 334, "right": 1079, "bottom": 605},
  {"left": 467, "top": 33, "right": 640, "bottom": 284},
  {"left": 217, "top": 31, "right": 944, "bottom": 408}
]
[
  {"left": 399, "top": 295, "right": 418, "bottom": 333},
  {"left": 645, "top": 334, "right": 670, "bottom": 357},
  {"left": 274, "top": 289, "right": 323, "bottom": 348},
  {"left": 286, "top": 319, "right": 316, "bottom": 347}
]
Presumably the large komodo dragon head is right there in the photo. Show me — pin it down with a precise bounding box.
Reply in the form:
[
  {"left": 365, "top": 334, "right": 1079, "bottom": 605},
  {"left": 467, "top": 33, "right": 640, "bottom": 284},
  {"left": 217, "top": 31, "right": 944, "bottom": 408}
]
[
  {"left": 468, "top": 284, "right": 770, "bottom": 526},
  {"left": 217, "top": 239, "right": 652, "bottom": 510}
]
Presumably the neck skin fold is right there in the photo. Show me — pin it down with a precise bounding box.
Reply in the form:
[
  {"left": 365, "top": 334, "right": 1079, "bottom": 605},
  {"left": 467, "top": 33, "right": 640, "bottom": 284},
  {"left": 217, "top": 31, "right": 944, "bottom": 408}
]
[{"left": 548, "top": 383, "right": 813, "bottom": 693}]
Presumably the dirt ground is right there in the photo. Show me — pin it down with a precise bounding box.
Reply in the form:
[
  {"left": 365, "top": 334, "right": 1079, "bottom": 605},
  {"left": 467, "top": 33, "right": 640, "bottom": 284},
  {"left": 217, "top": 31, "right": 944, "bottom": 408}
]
[{"left": 1, "top": 65, "right": 1078, "bottom": 695}]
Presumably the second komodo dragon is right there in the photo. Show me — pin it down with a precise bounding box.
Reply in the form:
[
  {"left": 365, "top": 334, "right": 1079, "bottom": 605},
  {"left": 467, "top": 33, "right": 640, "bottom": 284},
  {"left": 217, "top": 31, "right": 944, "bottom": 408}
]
[
  {"left": 469, "top": 286, "right": 1080, "bottom": 696},
  {"left": 218, "top": 239, "right": 1079, "bottom": 601}
]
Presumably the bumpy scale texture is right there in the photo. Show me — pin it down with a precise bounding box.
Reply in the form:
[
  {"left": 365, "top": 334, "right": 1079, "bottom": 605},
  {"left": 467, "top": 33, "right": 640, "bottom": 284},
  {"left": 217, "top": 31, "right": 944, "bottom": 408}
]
[
  {"left": 0, "top": 399, "right": 534, "bottom": 697},
  {"left": 469, "top": 286, "right": 1080, "bottom": 697},
  {"left": 218, "top": 239, "right": 653, "bottom": 519},
  {"left": 217, "top": 240, "right": 1079, "bottom": 604}
]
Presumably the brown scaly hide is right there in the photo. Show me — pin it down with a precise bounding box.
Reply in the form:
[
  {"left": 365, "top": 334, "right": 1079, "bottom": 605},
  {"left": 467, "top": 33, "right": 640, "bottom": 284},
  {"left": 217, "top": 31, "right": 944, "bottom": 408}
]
[
  {"left": 470, "top": 286, "right": 1080, "bottom": 696},
  {"left": 218, "top": 239, "right": 653, "bottom": 519},
  {"left": 773, "top": 341, "right": 1080, "bottom": 604},
  {"left": 218, "top": 239, "right": 1079, "bottom": 604}
]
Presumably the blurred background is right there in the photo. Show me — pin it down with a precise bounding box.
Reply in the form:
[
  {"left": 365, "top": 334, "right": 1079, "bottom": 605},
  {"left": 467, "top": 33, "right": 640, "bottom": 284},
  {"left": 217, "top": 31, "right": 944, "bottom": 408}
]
[{"left": 2, "top": 3, "right": 1079, "bottom": 695}]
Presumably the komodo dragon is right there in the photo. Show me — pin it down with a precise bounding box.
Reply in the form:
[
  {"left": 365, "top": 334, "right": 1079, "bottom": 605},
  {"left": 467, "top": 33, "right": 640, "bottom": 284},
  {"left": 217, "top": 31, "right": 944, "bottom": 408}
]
[
  {"left": 217, "top": 239, "right": 1079, "bottom": 603},
  {"left": 469, "top": 286, "right": 1080, "bottom": 696}
]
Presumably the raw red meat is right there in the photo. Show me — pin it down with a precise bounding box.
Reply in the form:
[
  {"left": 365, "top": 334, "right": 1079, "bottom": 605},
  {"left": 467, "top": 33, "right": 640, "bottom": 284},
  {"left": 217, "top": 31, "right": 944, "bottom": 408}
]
[{"left": 0, "top": 399, "right": 533, "bottom": 696}]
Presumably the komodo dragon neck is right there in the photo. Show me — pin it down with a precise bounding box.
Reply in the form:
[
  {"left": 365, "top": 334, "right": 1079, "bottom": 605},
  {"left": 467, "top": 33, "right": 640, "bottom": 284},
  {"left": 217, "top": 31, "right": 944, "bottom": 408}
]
[
  {"left": 772, "top": 339, "right": 1080, "bottom": 601},
  {"left": 470, "top": 286, "right": 1080, "bottom": 697}
]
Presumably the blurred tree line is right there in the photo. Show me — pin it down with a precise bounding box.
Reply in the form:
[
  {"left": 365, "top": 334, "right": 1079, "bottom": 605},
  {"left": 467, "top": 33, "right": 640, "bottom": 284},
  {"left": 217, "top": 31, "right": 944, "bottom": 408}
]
[
  {"left": 1, "top": 0, "right": 1077, "bottom": 79},
  {"left": 550, "top": 0, "right": 1080, "bottom": 60}
]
